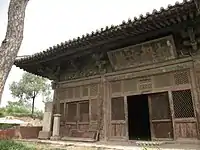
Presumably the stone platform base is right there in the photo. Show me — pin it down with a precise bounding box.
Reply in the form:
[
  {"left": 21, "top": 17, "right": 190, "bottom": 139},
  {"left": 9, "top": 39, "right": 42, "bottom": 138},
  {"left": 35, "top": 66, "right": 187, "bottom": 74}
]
[
  {"left": 38, "top": 131, "right": 51, "bottom": 139},
  {"left": 50, "top": 135, "right": 61, "bottom": 141}
]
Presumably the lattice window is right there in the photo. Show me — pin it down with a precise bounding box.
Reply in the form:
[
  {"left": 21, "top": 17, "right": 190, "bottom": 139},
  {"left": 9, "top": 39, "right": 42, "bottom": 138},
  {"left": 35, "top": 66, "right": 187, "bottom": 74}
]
[
  {"left": 82, "top": 85, "right": 89, "bottom": 97},
  {"left": 67, "top": 103, "right": 77, "bottom": 122},
  {"left": 91, "top": 99, "right": 98, "bottom": 121},
  {"left": 79, "top": 101, "right": 89, "bottom": 122},
  {"left": 90, "top": 84, "right": 98, "bottom": 96},
  {"left": 111, "top": 97, "right": 125, "bottom": 120},
  {"left": 150, "top": 92, "right": 171, "bottom": 120},
  {"left": 174, "top": 70, "right": 190, "bottom": 85},
  {"left": 123, "top": 78, "right": 137, "bottom": 92},
  {"left": 172, "top": 89, "right": 194, "bottom": 118},
  {"left": 74, "top": 86, "right": 80, "bottom": 98},
  {"left": 60, "top": 103, "right": 65, "bottom": 120},
  {"left": 111, "top": 81, "right": 121, "bottom": 93},
  {"left": 153, "top": 73, "right": 172, "bottom": 88}
]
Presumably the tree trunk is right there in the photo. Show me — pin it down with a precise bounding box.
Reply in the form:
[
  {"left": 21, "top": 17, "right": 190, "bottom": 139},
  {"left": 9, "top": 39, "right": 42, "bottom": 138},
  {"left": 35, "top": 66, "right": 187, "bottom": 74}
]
[
  {"left": 32, "top": 96, "right": 35, "bottom": 118},
  {"left": 0, "top": 0, "right": 29, "bottom": 104}
]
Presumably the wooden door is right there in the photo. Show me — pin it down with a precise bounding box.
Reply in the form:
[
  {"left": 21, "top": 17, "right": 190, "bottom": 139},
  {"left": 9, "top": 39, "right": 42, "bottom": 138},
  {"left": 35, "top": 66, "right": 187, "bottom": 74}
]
[
  {"left": 110, "top": 97, "right": 126, "bottom": 139},
  {"left": 148, "top": 92, "right": 174, "bottom": 140}
]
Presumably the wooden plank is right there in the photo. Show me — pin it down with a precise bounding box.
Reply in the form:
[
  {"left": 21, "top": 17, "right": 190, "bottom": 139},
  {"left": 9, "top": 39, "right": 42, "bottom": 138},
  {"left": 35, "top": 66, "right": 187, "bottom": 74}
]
[
  {"left": 111, "top": 120, "right": 126, "bottom": 124},
  {"left": 110, "top": 123, "right": 126, "bottom": 137},
  {"left": 175, "top": 122, "right": 198, "bottom": 139},
  {"left": 151, "top": 119, "right": 171, "bottom": 122},
  {"left": 174, "top": 118, "right": 196, "bottom": 123}
]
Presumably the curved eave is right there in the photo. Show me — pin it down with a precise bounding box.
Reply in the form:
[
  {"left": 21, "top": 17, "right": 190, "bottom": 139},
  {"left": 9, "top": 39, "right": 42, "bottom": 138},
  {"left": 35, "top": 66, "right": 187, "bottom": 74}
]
[
  {"left": 15, "top": 62, "right": 53, "bottom": 80},
  {"left": 14, "top": 0, "right": 198, "bottom": 66}
]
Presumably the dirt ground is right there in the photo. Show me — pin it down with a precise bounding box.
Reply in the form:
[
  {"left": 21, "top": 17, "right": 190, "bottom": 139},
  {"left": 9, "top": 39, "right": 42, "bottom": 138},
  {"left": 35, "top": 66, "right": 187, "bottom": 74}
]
[{"left": 17, "top": 139, "right": 200, "bottom": 150}]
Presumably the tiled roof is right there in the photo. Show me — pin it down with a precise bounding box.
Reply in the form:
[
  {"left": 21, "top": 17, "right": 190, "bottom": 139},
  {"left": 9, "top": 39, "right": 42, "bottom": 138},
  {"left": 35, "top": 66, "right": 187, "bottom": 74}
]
[{"left": 14, "top": 0, "right": 198, "bottom": 65}]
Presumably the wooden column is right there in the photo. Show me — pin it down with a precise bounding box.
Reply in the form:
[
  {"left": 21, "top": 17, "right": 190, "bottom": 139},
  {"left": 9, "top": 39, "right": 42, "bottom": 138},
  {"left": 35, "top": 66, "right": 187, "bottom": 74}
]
[
  {"left": 103, "top": 77, "right": 109, "bottom": 141},
  {"left": 168, "top": 90, "right": 176, "bottom": 140},
  {"left": 191, "top": 56, "right": 200, "bottom": 139},
  {"left": 124, "top": 96, "right": 129, "bottom": 141},
  {"left": 98, "top": 75, "right": 105, "bottom": 140}
]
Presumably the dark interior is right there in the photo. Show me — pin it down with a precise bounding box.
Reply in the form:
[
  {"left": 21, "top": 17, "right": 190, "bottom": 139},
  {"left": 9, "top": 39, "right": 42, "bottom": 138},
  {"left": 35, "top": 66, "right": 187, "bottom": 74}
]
[{"left": 127, "top": 94, "right": 151, "bottom": 141}]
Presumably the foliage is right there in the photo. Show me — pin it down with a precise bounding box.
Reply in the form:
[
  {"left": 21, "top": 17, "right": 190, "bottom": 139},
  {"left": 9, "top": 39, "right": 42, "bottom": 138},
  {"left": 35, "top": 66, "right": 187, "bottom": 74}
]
[
  {"left": 0, "top": 124, "right": 16, "bottom": 130},
  {"left": 9, "top": 72, "right": 52, "bottom": 116},
  {"left": 9, "top": 72, "right": 52, "bottom": 102},
  {"left": 0, "top": 107, "right": 6, "bottom": 117},
  {"left": 42, "top": 82, "right": 53, "bottom": 103},
  {"left": 0, "top": 101, "right": 43, "bottom": 119},
  {"left": 4, "top": 101, "right": 30, "bottom": 115},
  {"left": 0, "top": 140, "right": 37, "bottom": 150}
]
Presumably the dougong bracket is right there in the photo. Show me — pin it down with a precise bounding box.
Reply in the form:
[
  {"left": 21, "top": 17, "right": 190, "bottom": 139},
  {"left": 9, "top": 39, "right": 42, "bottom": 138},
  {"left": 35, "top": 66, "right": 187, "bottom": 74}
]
[
  {"left": 187, "top": 27, "right": 198, "bottom": 51},
  {"left": 194, "top": 0, "right": 200, "bottom": 14}
]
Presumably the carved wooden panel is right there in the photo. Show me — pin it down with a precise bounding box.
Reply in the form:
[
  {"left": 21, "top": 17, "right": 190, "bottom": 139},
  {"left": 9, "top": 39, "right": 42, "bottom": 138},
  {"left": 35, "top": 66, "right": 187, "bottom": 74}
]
[
  {"left": 70, "top": 130, "right": 97, "bottom": 139},
  {"left": 173, "top": 70, "right": 190, "bottom": 85},
  {"left": 74, "top": 86, "right": 81, "bottom": 98},
  {"left": 153, "top": 73, "right": 173, "bottom": 88},
  {"left": 67, "top": 103, "right": 77, "bottom": 122},
  {"left": 60, "top": 103, "right": 65, "bottom": 121},
  {"left": 175, "top": 122, "right": 198, "bottom": 138},
  {"left": 57, "top": 89, "right": 67, "bottom": 101},
  {"left": 111, "top": 97, "right": 125, "bottom": 120},
  {"left": 78, "top": 124, "right": 89, "bottom": 131},
  {"left": 111, "top": 81, "right": 121, "bottom": 94},
  {"left": 111, "top": 123, "right": 126, "bottom": 137},
  {"left": 91, "top": 99, "right": 98, "bottom": 121},
  {"left": 107, "top": 35, "right": 176, "bottom": 70},
  {"left": 90, "top": 84, "right": 98, "bottom": 96},
  {"left": 90, "top": 123, "right": 98, "bottom": 130},
  {"left": 82, "top": 85, "right": 89, "bottom": 97},
  {"left": 150, "top": 92, "right": 171, "bottom": 120},
  {"left": 60, "top": 124, "right": 77, "bottom": 137},
  {"left": 67, "top": 88, "right": 73, "bottom": 99},
  {"left": 123, "top": 78, "right": 137, "bottom": 92},
  {"left": 60, "top": 125, "right": 69, "bottom": 137},
  {"left": 153, "top": 122, "right": 173, "bottom": 138},
  {"left": 172, "top": 89, "right": 194, "bottom": 118},
  {"left": 138, "top": 76, "right": 152, "bottom": 91},
  {"left": 79, "top": 101, "right": 89, "bottom": 122}
]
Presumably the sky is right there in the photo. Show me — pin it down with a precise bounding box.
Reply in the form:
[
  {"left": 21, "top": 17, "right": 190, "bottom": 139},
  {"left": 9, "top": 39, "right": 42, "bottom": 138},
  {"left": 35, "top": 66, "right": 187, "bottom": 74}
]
[{"left": 0, "top": 0, "right": 182, "bottom": 110}]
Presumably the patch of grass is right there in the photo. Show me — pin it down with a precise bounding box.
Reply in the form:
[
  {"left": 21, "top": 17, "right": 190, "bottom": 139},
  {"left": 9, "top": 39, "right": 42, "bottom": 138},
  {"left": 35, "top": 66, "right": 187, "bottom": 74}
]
[
  {"left": 0, "top": 140, "right": 66, "bottom": 150},
  {"left": 0, "top": 140, "right": 37, "bottom": 150}
]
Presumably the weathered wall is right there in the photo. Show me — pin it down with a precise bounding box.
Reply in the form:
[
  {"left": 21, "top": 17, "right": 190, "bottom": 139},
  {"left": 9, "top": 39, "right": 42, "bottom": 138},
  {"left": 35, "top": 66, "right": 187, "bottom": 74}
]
[
  {"left": 17, "top": 126, "right": 42, "bottom": 139},
  {"left": 0, "top": 126, "right": 42, "bottom": 140}
]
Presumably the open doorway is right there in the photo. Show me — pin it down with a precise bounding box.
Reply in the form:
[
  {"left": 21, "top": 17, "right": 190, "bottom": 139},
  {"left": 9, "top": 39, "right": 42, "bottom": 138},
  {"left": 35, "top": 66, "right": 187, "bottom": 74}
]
[{"left": 127, "top": 94, "right": 151, "bottom": 141}]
